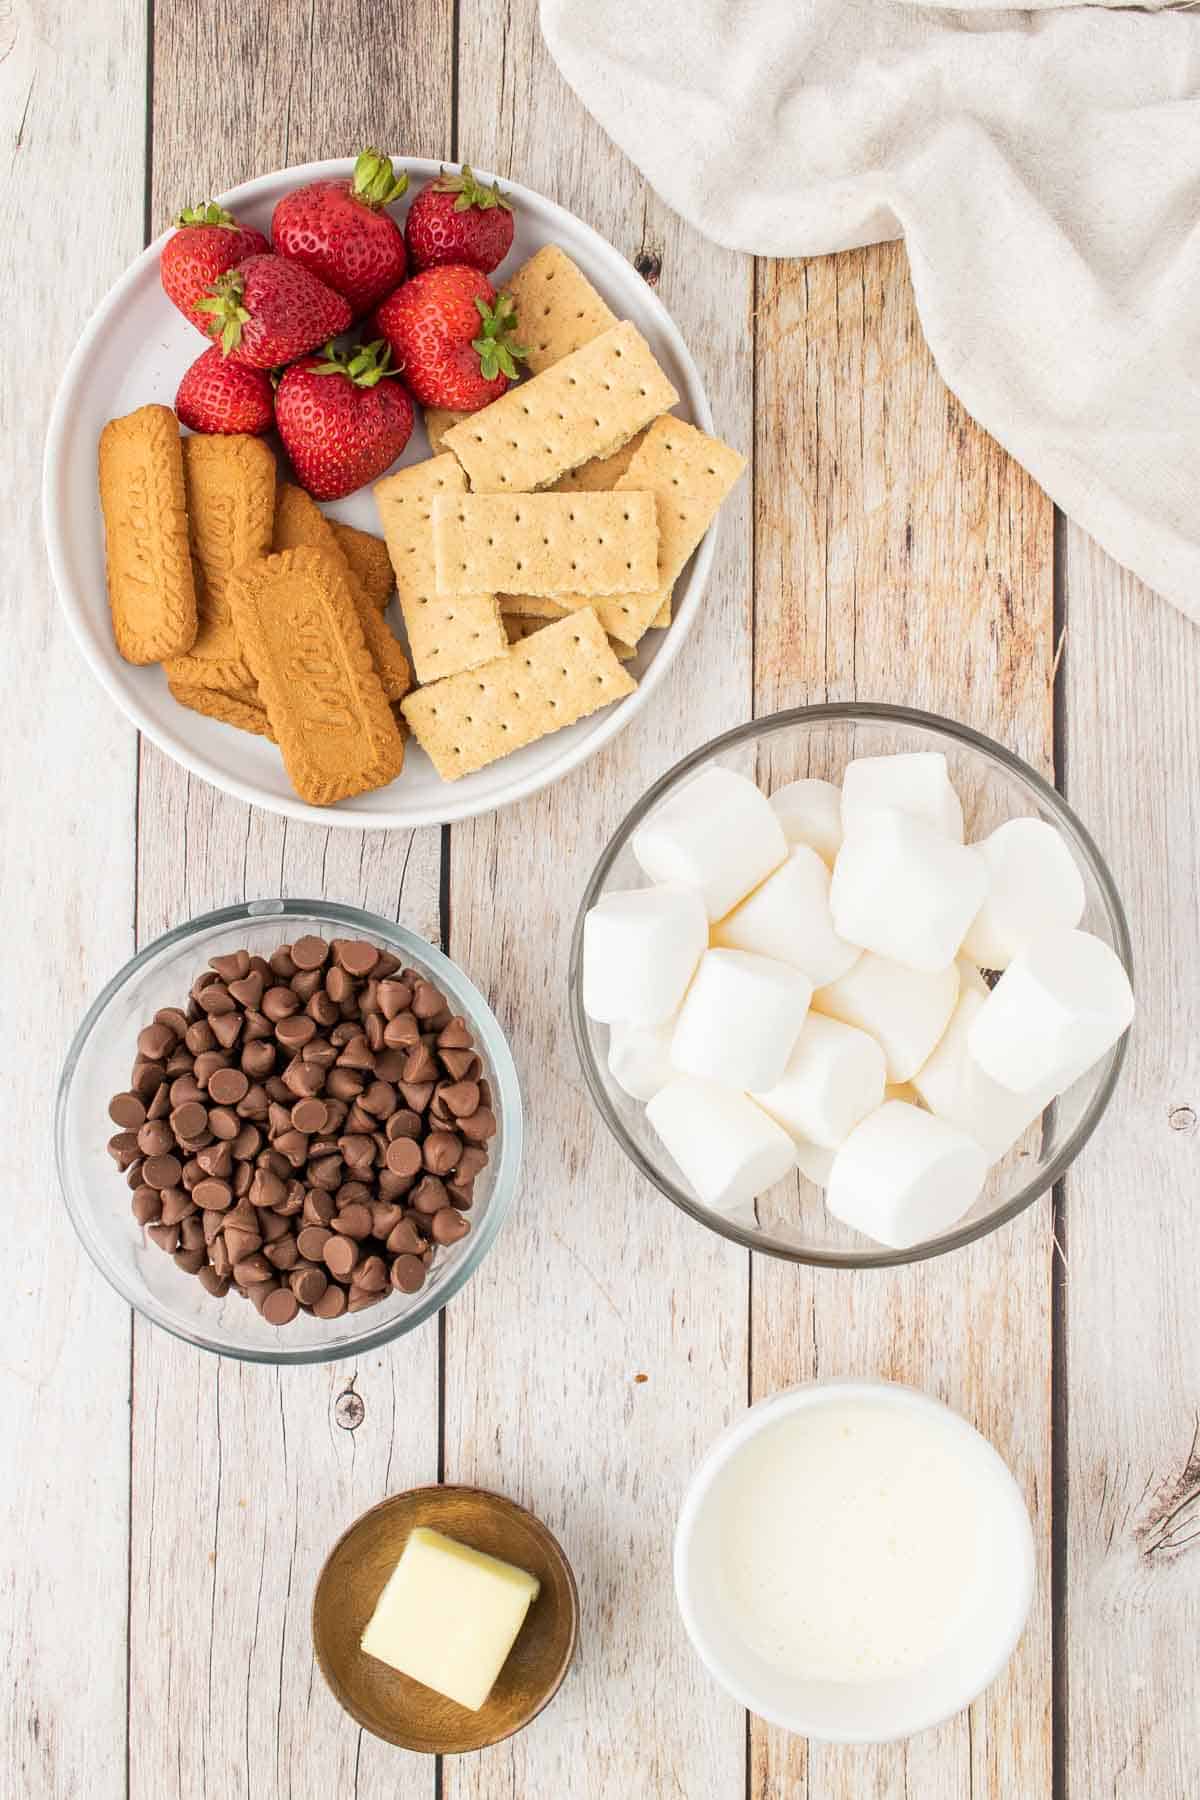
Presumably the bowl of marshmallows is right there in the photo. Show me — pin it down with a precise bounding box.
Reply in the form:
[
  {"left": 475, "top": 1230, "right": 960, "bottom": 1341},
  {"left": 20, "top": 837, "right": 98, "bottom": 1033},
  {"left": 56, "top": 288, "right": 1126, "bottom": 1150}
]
[{"left": 570, "top": 704, "right": 1133, "bottom": 1268}]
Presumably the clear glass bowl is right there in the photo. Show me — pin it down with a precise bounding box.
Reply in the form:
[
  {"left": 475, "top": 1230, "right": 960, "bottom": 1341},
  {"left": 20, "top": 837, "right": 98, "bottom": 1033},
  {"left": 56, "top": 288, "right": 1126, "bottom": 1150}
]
[
  {"left": 57, "top": 900, "right": 523, "bottom": 1362},
  {"left": 569, "top": 704, "right": 1132, "bottom": 1269}
]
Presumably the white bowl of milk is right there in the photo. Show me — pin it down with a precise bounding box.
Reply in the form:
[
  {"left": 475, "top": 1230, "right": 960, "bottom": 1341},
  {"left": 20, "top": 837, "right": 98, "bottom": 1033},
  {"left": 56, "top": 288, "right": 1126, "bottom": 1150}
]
[{"left": 674, "top": 1379, "right": 1034, "bottom": 1742}]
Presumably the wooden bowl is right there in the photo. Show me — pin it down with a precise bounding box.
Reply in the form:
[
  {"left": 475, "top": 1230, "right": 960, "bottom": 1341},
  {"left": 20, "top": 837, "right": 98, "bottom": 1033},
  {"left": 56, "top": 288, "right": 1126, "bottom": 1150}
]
[{"left": 312, "top": 1485, "right": 580, "bottom": 1753}]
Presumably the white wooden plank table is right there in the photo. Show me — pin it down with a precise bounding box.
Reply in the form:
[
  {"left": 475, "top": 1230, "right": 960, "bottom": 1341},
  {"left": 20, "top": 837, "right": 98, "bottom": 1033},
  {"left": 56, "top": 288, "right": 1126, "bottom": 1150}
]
[{"left": 3, "top": 1, "right": 1198, "bottom": 1794}]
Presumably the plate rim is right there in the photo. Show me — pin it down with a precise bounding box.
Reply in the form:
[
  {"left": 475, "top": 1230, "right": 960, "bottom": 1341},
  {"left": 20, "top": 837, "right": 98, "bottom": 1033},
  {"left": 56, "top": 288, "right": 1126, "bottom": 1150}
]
[{"left": 43, "top": 155, "right": 717, "bottom": 831}]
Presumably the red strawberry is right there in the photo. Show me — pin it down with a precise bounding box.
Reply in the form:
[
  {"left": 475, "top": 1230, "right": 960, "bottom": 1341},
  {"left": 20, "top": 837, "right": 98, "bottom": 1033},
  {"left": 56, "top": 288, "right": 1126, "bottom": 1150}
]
[
  {"left": 405, "top": 164, "right": 514, "bottom": 275},
  {"left": 376, "top": 265, "right": 526, "bottom": 412},
  {"left": 176, "top": 346, "right": 275, "bottom": 435},
  {"left": 271, "top": 148, "right": 409, "bottom": 317},
  {"left": 195, "top": 254, "right": 352, "bottom": 368},
  {"left": 160, "top": 203, "right": 270, "bottom": 333},
  {"left": 275, "top": 339, "right": 415, "bottom": 500}
]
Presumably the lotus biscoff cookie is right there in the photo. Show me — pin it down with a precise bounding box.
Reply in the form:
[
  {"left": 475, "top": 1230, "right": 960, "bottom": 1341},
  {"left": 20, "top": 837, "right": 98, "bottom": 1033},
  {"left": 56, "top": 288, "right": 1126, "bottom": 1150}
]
[
  {"left": 273, "top": 483, "right": 411, "bottom": 701},
  {"left": 227, "top": 546, "right": 405, "bottom": 806},
  {"left": 373, "top": 456, "right": 508, "bottom": 684},
  {"left": 431, "top": 491, "right": 659, "bottom": 598},
  {"left": 401, "top": 607, "right": 635, "bottom": 781},
  {"left": 503, "top": 245, "right": 618, "bottom": 375},
  {"left": 329, "top": 520, "right": 395, "bottom": 612},
  {"left": 168, "top": 681, "right": 275, "bottom": 740},
  {"left": 441, "top": 322, "right": 678, "bottom": 494},
  {"left": 98, "top": 404, "right": 198, "bottom": 664},
  {"left": 164, "top": 432, "right": 276, "bottom": 693}
]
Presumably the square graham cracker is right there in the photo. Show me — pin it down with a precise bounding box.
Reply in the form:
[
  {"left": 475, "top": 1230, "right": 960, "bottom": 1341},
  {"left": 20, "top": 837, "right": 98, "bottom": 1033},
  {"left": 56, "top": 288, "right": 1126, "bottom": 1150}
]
[
  {"left": 441, "top": 322, "right": 678, "bottom": 494},
  {"left": 503, "top": 245, "right": 618, "bottom": 376},
  {"left": 373, "top": 456, "right": 508, "bottom": 684},
  {"left": 401, "top": 608, "right": 635, "bottom": 781},
  {"left": 431, "top": 491, "right": 659, "bottom": 597},
  {"left": 423, "top": 407, "right": 472, "bottom": 455}
]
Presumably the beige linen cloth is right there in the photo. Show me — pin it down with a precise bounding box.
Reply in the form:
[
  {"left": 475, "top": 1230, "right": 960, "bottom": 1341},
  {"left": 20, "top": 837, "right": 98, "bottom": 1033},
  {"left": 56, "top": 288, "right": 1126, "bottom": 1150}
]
[{"left": 541, "top": 0, "right": 1200, "bottom": 624}]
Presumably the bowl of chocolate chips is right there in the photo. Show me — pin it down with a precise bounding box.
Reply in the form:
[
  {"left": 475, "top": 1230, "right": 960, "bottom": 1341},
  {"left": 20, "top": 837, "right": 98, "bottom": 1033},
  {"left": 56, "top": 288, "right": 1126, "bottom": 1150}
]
[{"left": 56, "top": 900, "right": 522, "bottom": 1362}]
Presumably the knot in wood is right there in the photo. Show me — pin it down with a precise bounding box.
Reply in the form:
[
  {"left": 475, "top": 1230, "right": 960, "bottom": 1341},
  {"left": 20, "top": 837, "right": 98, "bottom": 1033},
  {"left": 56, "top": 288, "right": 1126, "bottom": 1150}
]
[
  {"left": 334, "top": 1389, "right": 365, "bottom": 1430},
  {"left": 1168, "top": 1105, "right": 1196, "bottom": 1133},
  {"left": 634, "top": 249, "right": 662, "bottom": 286}
]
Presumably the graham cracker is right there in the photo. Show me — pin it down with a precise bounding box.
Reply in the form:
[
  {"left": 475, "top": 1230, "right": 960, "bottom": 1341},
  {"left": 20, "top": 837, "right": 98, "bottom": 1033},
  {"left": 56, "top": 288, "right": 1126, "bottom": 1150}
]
[
  {"left": 227, "top": 546, "right": 405, "bottom": 806},
  {"left": 98, "top": 404, "right": 198, "bottom": 664},
  {"left": 432, "top": 491, "right": 659, "bottom": 597},
  {"left": 503, "top": 245, "right": 617, "bottom": 376},
  {"left": 168, "top": 681, "right": 275, "bottom": 740},
  {"left": 373, "top": 456, "right": 507, "bottom": 684},
  {"left": 515, "top": 416, "right": 746, "bottom": 647},
  {"left": 273, "top": 483, "right": 410, "bottom": 700},
  {"left": 165, "top": 433, "right": 276, "bottom": 693},
  {"left": 502, "top": 612, "right": 636, "bottom": 661},
  {"left": 551, "top": 430, "right": 647, "bottom": 494},
  {"left": 401, "top": 608, "right": 636, "bottom": 781},
  {"left": 423, "top": 407, "right": 471, "bottom": 455},
  {"left": 497, "top": 593, "right": 568, "bottom": 620},
  {"left": 329, "top": 520, "right": 394, "bottom": 612},
  {"left": 441, "top": 322, "right": 678, "bottom": 494}
]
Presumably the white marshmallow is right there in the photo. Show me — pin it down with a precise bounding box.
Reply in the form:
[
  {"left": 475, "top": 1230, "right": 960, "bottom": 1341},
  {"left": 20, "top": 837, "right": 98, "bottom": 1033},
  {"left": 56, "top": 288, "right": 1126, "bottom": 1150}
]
[
  {"left": 813, "top": 952, "right": 960, "bottom": 1084},
  {"left": 711, "top": 845, "right": 861, "bottom": 986},
  {"left": 671, "top": 948, "right": 813, "bottom": 1093},
  {"left": 841, "top": 751, "right": 964, "bottom": 841},
  {"left": 913, "top": 988, "right": 1055, "bottom": 1159},
  {"left": 631, "top": 765, "right": 788, "bottom": 922},
  {"left": 607, "top": 1018, "right": 676, "bottom": 1102},
  {"left": 831, "top": 810, "right": 988, "bottom": 972},
  {"left": 769, "top": 777, "right": 844, "bottom": 865},
  {"left": 753, "top": 1013, "right": 886, "bottom": 1149},
  {"left": 581, "top": 883, "right": 707, "bottom": 1025},
  {"left": 646, "top": 1077, "right": 797, "bottom": 1215},
  {"left": 967, "top": 927, "right": 1134, "bottom": 1095},
  {"left": 795, "top": 1137, "right": 836, "bottom": 1188},
  {"left": 826, "top": 1100, "right": 989, "bottom": 1249},
  {"left": 962, "top": 817, "right": 1086, "bottom": 970}
]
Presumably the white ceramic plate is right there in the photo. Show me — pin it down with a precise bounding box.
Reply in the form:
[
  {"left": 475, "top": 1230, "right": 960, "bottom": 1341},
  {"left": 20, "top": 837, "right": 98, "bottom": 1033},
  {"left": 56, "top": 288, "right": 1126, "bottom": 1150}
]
[{"left": 43, "top": 158, "right": 715, "bottom": 830}]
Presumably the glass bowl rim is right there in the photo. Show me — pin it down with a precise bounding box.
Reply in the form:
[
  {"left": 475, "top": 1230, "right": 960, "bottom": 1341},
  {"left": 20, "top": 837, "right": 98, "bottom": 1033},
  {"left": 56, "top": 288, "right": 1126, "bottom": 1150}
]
[
  {"left": 56, "top": 898, "right": 523, "bottom": 1363},
  {"left": 568, "top": 701, "right": 1133, "bottom": 1270}
]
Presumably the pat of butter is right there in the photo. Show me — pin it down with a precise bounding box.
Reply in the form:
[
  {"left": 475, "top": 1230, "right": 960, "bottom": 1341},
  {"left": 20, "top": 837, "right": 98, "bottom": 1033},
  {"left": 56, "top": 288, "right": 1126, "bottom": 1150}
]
[{"left": 360, "top": 1526, "right": 541, "bottom": 1712}]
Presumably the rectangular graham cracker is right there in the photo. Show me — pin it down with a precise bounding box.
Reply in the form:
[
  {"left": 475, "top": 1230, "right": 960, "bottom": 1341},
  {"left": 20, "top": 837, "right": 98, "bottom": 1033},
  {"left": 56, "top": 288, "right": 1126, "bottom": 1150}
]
[
  {"left": 550, "top": 430, "right": 647, "bottom": 494},
  {"left": 498, "top": 593, "right": 568, "bottom": 620},
  {"left": 423, "top": 407, "right": 471, "bottom": 456},
  {"left": 401, "top": 608, "right": 636, "bottom": 781},
  {"left": 273, "top": 483, "right": 410, "bottom": 700},
  {"left": 431, "top": 491, "right": 659, "bottom": 598},
  {"left": 373, "top": 456, "right": 508, "bottom": 684},
  {"left": 441, "top": 322, "right": 678, "bottom": 494},
  {"left": 502, "top": 612, "right": 636, "bottom": 661},
  {"left": 512, "top": 416, "right": 746, "bottom": 647},
  {"left": 503, "top": 245, "right": 618, "bottom": 376},
  {"left": 228, "top": 546, "right": 405, "bottom": 806}
]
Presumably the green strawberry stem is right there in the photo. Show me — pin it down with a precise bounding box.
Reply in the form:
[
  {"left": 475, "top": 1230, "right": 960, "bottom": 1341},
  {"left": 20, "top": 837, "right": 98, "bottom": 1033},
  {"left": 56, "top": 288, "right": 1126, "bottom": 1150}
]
[
  {"left": 194, "top": 270, "right": 250, "bottom": 355},
  {"left": 471, "top": 293, "right": 528, "bottom": 382},
  {"left": 309, "top": 338, "right": 401, "bottom": 388},
  {"left": 433, "top": 163, "right": 512, "bottom": 214},
  {"left": 175, "top": 201, "right": 239, "bottom": 229},
  {"left": 351, "top": 148, "right": 409, "bottom": 209}
]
